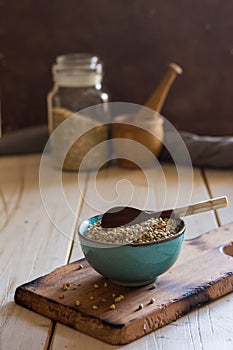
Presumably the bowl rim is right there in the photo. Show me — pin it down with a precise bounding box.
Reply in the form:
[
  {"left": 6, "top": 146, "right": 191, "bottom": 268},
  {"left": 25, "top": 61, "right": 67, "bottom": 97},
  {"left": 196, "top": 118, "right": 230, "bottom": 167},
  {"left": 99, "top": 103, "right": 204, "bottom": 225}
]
[{"left": 78, "top": 214, "right": 186, "bottom": 247}]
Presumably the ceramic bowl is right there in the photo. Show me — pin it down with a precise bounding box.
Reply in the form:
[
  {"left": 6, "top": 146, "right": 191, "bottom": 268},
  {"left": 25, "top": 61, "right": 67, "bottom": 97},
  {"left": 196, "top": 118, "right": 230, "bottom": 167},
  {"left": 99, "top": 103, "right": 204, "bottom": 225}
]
[{"left": 78, "top": 214, "right": 185, "bottom": 286}]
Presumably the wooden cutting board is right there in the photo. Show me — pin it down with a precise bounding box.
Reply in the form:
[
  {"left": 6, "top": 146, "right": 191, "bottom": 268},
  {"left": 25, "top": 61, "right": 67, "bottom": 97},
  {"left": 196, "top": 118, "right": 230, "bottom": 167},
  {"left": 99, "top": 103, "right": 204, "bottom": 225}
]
[{"left": 15, "top": 222, "right": 233, "bottom": 345}]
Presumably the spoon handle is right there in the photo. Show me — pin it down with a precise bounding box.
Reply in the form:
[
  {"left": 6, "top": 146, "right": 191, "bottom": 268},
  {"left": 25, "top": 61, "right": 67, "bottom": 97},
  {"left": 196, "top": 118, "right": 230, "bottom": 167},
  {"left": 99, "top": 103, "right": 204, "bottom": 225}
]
[{"left": 172, "top": 196, "right": 228, "bottom": 218}]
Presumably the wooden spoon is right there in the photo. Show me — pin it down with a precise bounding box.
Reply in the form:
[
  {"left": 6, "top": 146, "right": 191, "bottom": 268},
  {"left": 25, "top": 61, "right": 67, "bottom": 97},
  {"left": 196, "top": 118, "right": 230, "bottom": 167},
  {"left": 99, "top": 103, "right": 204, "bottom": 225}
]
[{"left": 101, "top": 196, "right": 228, "bottom": 228}]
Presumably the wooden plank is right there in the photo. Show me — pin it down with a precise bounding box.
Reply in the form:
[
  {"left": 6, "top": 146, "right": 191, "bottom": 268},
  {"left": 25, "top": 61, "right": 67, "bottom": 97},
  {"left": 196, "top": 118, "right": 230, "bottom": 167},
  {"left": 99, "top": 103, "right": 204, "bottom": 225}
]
[
  {"left": 0, "top": 155, "right": 85, "bottom": 350},
  {"left": 50, "top": 324, "right": 114, "bottom": 350},
  {"left": 3, "top": 158, "right": 228, "bottom": 349},
  {"left": 15, "top": 222, "right": 233, "bottom": 345},
  {"left": 204, "top": 169, "right": 233, "bottom": 225},
  {"left": 199, "top": 168, "right": 233, "bottom": 350},
  {"left": 24, "top": 163, "right": 223, "bottom": 348},
  {"left": 178, "top": 168, "right": 233, "bottom": 350}
]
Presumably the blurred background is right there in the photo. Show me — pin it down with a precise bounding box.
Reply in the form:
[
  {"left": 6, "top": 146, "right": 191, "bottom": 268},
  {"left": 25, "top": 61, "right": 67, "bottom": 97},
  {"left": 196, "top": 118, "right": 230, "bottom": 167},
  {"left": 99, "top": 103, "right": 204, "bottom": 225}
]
[{"left": 0, "top": 0, "right": 232, "bottom": 136}]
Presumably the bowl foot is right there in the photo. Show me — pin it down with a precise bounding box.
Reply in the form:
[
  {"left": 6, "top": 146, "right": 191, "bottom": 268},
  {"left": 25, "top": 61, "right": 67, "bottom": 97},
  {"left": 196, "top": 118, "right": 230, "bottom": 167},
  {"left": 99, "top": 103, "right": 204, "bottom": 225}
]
[{"left": 110, "top": 277, "right": 157, "bottom": 287}]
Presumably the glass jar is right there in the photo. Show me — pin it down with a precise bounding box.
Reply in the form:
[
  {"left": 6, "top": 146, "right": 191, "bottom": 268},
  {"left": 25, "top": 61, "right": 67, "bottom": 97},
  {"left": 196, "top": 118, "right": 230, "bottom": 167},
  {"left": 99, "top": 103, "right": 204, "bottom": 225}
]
[{"left": 47, "top": 53, "right": 110, "bottom": 171}]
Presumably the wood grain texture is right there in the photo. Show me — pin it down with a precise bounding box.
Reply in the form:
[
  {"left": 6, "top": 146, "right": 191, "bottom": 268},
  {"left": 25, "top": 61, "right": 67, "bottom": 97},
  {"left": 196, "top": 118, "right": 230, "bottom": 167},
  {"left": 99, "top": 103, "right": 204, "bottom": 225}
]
[
  {"left": 204, "top": 169, "right": 233, "bottom": 225},
  {"left": 0, "top": 155, "right": 85, "bottom": 350},
  {"left": 1, "top": 155, "right": 232, "bottom": 350},
  {"left": 15, "top": 222, "right": 233, "bottom": 345}
]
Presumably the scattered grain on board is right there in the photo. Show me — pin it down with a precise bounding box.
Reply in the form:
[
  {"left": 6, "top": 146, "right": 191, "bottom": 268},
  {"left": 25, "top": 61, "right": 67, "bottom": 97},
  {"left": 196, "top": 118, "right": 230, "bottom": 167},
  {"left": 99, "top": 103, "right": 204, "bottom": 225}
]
[
  {"left": 149, "top": 298, "right": 155, "bottom": 304},
  {"left": 114, "top": 295, "right": 125, "bottom": 303},
  {"left": 137, "top": 304, "right": 144, "bottom": 310},
  {"left": 63, "top": 283, "right": 69, "bottom": 291},
  {"left": 114, "top": 296, "right": 122, "bottom": 303}
]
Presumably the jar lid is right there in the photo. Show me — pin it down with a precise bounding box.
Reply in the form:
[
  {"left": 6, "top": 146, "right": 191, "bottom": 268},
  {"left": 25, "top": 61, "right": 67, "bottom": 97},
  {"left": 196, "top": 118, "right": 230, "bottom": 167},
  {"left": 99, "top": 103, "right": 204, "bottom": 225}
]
[{"left": 52, "top": 53, "right": 103, "bottom": 87}]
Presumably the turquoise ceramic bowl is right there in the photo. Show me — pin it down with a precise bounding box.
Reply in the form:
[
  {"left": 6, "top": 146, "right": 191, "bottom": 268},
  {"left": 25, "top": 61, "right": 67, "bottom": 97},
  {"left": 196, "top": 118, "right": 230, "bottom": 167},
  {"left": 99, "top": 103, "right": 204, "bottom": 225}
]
[{"left": 78, "top": 214, "right": 185, "bottom": 286}]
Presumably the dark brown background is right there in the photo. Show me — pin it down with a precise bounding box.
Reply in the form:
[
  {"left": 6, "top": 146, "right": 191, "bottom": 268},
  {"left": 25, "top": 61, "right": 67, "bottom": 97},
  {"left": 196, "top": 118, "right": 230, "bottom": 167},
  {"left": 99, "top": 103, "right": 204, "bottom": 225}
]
[{"left": 0, "top": 0, "right": 232, "bottom": 136}]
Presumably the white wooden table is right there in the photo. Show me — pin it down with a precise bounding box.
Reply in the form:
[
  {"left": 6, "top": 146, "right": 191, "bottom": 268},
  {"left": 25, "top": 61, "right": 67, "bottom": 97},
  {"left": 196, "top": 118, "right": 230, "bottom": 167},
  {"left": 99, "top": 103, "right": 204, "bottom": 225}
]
[{"left": 0, "top": 154, "right": 233, "bottom": 350}]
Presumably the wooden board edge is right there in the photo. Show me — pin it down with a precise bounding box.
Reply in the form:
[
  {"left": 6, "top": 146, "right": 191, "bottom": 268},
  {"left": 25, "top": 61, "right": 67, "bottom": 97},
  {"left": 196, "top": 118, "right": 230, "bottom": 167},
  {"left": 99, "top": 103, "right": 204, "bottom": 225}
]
[
  {"left": 14, "top": 286, "right": 125, "bottom": 345},
  {"left": 122, "top": 271, "right": 233, "bottom": 344},
  {"left": 14, "top": 271, "right": 233, "bottom": 345}
]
